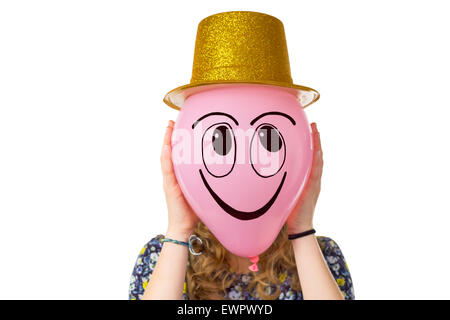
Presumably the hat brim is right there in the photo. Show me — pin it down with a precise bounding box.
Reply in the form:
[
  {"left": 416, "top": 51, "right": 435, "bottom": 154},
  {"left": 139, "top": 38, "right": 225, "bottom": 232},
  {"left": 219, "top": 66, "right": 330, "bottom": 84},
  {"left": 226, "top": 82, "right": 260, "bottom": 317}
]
[{"left": 163, "top": 80, "right": 320, "bottom": 111}]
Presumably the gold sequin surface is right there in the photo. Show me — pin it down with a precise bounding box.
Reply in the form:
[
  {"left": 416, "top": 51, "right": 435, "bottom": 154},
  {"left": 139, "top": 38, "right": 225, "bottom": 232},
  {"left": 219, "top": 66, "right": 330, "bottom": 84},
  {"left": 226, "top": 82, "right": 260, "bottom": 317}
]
[
  {"left": 192, "top": 11, "right": 292, "bottom": 84},
  {"left": 163, "top": 11, "right": 319, "bottom": 110}
]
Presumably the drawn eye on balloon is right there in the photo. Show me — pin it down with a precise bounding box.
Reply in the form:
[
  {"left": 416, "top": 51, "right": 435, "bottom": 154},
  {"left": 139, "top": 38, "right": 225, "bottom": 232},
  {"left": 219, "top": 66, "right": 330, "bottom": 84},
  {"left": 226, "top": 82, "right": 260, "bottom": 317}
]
[
  {"left": 250, "top": 123, "right": 286, "bottom": 178},
  {"left": 201, "top": 122, "right": 236, "bottom": 177}
]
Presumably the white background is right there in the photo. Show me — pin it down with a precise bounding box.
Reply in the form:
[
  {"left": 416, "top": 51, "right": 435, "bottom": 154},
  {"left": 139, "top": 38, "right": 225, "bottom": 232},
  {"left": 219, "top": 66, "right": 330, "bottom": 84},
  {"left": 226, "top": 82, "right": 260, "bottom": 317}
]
[{"left": 1, "top": 0, "right": 449, "bottom": 299}]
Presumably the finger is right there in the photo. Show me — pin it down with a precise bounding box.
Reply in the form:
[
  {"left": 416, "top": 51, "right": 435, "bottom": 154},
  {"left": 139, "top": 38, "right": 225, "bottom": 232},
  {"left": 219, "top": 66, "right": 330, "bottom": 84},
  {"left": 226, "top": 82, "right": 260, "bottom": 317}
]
[
  {"left": 309, "top": 123, "right": 323, "bottom": 181},
  {"left": 162, "top": 120, "right": 175, "bottom": 150},
  {"left": 311, "top": 122, "right": 322, "bottom": 155},
  {"left": 160, "top": 122, "right": 178, "bottom": 189},
  {"left": 309, "top": 153, "right": 323, "bottom": 182}
]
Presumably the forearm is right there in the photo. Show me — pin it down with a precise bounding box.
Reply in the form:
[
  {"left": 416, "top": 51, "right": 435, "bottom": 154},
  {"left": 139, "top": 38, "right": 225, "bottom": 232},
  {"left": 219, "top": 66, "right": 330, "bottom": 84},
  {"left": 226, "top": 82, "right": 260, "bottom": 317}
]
[
  {"left": 142, "top": 230, "right": 189, "bottom": 300},
  {"left": 292, "top": 234, "right": 344, "bottom": 300}
]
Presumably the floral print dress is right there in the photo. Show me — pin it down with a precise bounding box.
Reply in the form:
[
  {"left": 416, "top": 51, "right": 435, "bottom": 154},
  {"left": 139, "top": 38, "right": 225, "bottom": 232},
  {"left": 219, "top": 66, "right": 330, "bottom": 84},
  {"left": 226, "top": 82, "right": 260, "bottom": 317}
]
[{"left": 129, "top": 235, "right": 355, "bottom": 300}]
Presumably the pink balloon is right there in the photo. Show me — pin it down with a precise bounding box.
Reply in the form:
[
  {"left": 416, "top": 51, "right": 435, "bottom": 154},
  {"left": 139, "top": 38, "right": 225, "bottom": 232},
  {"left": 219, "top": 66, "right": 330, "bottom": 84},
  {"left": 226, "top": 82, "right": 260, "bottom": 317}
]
[{"left": 172, "top": 84, "right": 313, "bottom": 258}]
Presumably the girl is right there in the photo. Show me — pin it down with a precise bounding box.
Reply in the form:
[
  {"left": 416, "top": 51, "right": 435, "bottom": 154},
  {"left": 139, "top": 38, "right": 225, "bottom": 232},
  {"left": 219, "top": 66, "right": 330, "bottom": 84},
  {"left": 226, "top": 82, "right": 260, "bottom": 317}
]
[{"left": 129, "top": 121, "right": 354, "bottom": 300}]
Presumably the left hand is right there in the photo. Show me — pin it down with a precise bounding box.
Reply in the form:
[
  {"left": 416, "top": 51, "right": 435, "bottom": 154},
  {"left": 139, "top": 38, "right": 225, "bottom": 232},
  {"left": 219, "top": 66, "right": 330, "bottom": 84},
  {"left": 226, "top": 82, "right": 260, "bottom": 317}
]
[{"left": 286, "top": 122, "right": 323, "bottom": 234}]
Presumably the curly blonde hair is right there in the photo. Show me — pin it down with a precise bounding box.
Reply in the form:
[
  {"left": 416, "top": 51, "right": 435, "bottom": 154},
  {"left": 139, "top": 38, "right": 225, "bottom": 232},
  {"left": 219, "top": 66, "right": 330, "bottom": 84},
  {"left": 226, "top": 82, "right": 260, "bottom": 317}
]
[{"left": 186, "top": 221, "right": 301, "bottom": 300}]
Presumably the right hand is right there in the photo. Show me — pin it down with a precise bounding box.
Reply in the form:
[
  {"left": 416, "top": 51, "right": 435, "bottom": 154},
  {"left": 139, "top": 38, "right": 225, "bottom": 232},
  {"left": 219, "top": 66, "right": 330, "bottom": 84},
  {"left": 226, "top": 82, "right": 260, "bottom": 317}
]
[{"left": 160, "top": 120, "right": 199, "bottom": 241}]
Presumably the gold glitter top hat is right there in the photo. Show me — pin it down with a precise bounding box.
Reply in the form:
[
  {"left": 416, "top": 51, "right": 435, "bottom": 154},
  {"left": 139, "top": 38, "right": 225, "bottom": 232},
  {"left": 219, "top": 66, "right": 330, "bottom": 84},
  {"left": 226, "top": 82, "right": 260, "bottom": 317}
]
[{"left": 163, "top": 11, "right": 320, "bottom": 110}]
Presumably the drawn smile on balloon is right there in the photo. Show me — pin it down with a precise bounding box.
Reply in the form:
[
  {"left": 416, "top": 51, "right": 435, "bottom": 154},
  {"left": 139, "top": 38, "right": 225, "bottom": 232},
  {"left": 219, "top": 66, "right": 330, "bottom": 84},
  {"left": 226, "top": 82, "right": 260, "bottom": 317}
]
[{"left": 199, "top": 169, "right": 287, "bottom": 221}]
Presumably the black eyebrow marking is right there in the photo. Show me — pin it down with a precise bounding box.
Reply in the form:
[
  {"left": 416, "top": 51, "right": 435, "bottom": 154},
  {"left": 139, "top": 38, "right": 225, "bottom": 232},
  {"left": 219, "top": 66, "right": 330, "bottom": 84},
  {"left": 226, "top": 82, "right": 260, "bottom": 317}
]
[
  {"left": 192, "top": 112, "right": 239, "bottom": 129},
  {"left": 250, "top": 111, "right": 296, "bottom": 126}
]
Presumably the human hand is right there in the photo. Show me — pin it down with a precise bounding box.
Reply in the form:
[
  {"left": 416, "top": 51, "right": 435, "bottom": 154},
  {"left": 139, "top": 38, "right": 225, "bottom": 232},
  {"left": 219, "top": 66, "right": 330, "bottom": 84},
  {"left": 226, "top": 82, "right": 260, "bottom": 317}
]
[
  {"left": 286, "top": 122, "right": 323, "bottom": 234},
  {"left": 160, "top": 120, "right": 199, "bottom": 241}
]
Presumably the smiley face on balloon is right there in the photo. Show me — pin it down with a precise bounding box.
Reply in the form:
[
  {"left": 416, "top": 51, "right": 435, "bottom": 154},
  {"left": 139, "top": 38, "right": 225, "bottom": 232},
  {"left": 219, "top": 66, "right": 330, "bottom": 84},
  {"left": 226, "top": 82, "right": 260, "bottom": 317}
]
[
  {"left": 163, "top": 11, "right": 319, "bottom": 259},
  {"left": 171, "top": 84, "right": 314, "bottom": 258}
]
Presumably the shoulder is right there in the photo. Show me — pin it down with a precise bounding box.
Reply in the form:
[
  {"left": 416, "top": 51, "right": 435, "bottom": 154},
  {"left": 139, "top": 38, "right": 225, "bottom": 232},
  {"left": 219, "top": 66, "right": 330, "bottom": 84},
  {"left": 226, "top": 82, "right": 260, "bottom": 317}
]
[
  {"left": 132, "top": 234, "right": 165, "bottom": 273},
  {"left": 316, "top": 235, "right": 348, "bottom": 270},
  {"left": 129, "top": 234, "right": 189, "bottom": 300},
  {"left": 137, "top": 234, "right": 165, "bottom": 258},
  {"left": 316, "top": 236, "right": 343, "bottom": 256},
  {"left": 316, "top": 236, "right": 355, "bottom": 300},
  {"left": 129, "top": 234, "right": 165, "bottom": 300}
]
